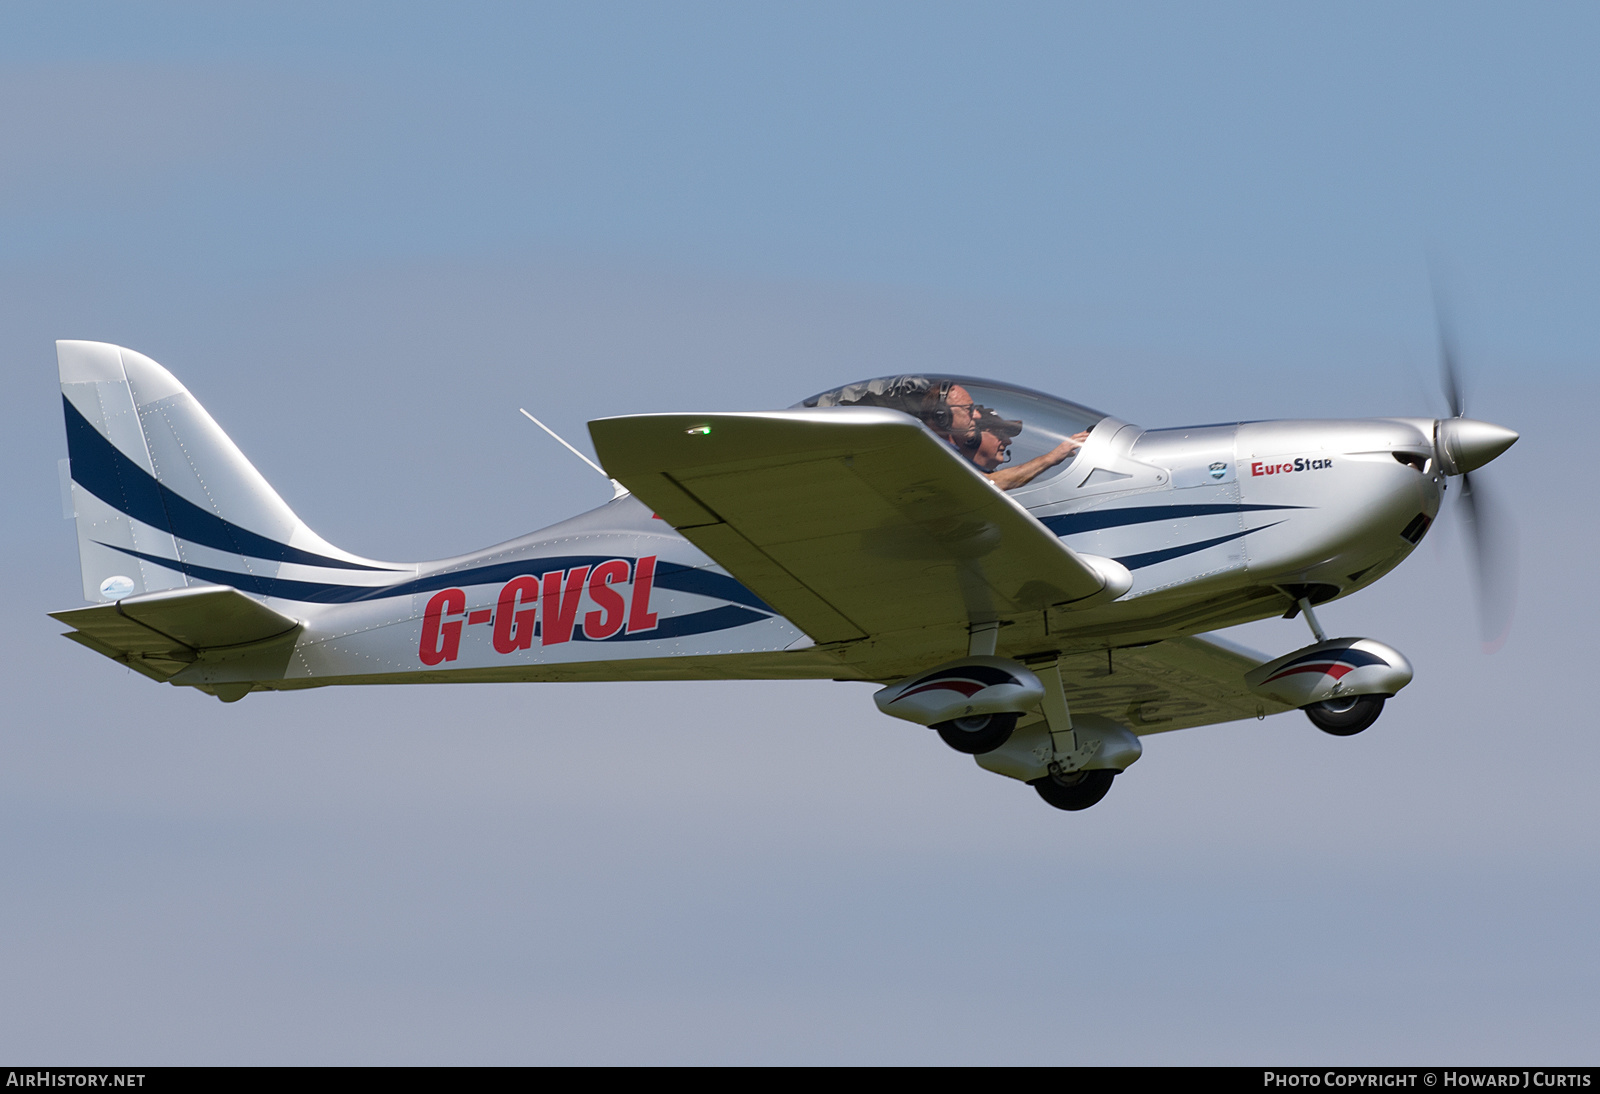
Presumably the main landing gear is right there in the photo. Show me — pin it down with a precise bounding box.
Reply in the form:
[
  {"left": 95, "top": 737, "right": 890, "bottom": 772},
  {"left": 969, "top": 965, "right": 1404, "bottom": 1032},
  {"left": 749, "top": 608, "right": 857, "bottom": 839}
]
[
  {"left": 1303, "top": 694, "right": 1385, "bottom": 736},
  {"left": 873, "top": 648, "right": 1140, "bottom": 814},
  {"left": 932, "top": 712, "right": 1018, "bottom": 755}
]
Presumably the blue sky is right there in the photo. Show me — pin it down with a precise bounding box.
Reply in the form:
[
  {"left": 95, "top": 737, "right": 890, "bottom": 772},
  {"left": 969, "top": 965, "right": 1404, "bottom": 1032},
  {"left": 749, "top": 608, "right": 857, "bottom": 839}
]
[{"left": 2, "top": 3, "right": 1596, "bottom": 1063}]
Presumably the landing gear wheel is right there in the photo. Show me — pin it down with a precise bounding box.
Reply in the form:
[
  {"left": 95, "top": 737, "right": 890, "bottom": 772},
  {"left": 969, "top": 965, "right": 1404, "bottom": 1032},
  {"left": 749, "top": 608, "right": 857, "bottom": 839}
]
[
  {"left": 1031, "top": 768, "right": 1116, "bottom": 811},
  {"left": 932, "top": 712, "right": 1018, "bottom": 755},
  {"left": 1303, "top": 693, "right": 1385, "bottom": 736}
]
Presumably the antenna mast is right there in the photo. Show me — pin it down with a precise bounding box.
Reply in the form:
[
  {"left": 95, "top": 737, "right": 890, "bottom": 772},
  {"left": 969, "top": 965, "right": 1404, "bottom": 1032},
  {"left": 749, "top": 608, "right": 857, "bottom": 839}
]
[{"left": 519, "top": 408, "right": 629, "bottom": 499}]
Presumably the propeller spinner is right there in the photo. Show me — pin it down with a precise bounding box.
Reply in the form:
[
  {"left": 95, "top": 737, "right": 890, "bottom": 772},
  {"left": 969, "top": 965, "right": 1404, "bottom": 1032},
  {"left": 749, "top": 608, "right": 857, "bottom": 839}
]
[{"left": 1432, "top": 304, "right": 1519, "bottom": 651}]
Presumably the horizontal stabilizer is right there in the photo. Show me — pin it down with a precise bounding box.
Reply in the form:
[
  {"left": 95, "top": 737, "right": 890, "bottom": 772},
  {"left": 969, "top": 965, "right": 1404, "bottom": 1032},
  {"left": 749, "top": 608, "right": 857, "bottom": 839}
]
[
  {"left": 51, "top": 585, "right": 301, "bottom": 681},
  {"left": 590, "top": 408, "right": 1110, "bottom": 644}
]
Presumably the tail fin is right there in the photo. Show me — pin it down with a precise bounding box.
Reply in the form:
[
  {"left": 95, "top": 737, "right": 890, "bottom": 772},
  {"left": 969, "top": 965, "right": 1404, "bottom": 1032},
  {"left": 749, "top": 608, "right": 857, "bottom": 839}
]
[{"left": 58, "top": 340, "right": 396, "bottom": 603}]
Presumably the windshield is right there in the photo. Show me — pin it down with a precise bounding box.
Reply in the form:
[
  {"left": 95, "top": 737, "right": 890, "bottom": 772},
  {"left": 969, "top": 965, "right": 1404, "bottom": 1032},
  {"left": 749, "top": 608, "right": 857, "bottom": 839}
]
[{"left": 796, "top": 375, "right": 1108, "bottom": 489}]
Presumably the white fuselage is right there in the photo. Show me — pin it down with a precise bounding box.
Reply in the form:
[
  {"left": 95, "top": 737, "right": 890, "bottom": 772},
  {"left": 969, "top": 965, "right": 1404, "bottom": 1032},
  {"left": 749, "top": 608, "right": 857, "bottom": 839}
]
[{"left": 168, "top": 414, "right": 1445, "bottom": 692}]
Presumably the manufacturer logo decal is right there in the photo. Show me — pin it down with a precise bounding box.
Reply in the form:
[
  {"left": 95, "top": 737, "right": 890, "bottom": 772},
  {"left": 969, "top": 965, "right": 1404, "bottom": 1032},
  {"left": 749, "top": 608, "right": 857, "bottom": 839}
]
[
  {"left": 1251, "top": 457, "right": 1333, "bottom": 476},
  {"left": 1208, "top": 461, "right": 1227, "bottom": 480}
]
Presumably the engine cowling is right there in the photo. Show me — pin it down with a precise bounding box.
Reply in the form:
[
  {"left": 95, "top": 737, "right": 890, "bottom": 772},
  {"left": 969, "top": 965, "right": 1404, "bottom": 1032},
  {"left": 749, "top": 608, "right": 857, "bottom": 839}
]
[
  {"left": 873, "top": 656, "right": 1045, "bottom": 726},
  {"left": 1244, "top": 637, "right": 1413, "bottom": 708}
]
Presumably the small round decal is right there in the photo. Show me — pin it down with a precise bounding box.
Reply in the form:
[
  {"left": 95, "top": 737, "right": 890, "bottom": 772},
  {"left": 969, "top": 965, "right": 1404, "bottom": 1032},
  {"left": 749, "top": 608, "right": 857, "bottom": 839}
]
[{"left": 99, "top": 575, "right": 135, "bottom": 599}]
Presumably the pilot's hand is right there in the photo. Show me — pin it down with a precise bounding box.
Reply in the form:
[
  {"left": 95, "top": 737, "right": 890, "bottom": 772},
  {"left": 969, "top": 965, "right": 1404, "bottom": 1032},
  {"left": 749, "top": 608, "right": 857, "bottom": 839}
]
[
  {"left": 1044, "top": 432, "right": 1090, "bottom": 465},
  {"left": 985, "top": 429, "right": 1092, "bottom": 490}
]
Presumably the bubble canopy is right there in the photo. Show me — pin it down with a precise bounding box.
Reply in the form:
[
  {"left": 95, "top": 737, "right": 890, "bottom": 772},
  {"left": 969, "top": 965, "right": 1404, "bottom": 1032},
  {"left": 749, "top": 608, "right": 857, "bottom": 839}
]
[{"left": 796, "top": 375, "right": 1109, "bottom": 485}]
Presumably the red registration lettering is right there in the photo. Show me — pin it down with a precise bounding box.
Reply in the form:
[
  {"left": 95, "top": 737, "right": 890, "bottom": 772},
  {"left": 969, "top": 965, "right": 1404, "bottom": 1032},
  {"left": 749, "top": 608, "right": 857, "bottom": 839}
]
[
  {"left": 493, "top": 575, "right": 540, "bottom": 653},
  {"left": 584, "top": 559, "right": 631, "bottom": 640},
  {"left": 419, "top": 588, "right": 467, "bottom": 665},
  {"left": 478, "top": 556, "right": 667, "bottom": 654},
  {"left": 541, "top": 566, "right": 591, "bottom": 645},
  {"left": 627, "top": 554, "right": 659, "bottom": 634}
]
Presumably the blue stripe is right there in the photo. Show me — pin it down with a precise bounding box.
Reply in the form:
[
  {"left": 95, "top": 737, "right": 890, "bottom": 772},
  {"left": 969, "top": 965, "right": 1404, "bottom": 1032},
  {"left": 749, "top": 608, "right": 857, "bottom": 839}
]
[
  {"left": 1039, "top": 502, "right": 1302, "bottom": 537},
  {"left": 1276, "top": 646, "right": 1388, "bottom": 671},
  {"left": 101, "top": 544, "right": 770, "bottom": 638},
  {"left": 63, "top": 395, "right": 400, "bottom": 572},
  {"left": 653, "top": 561, "right": 772, "bottom": 612},
  {"left": 906, "top": 665, "right": 1018, "bottom": 688},
  {"left": 98, "top": 543, "right": 770, "bottom": 613},
  {"left": 67, "top": 393, "right": 775, "bottom": 608},
  {"left": 99, "top": 543, "right": 405, "bottom": 601},
  {"left": 572, "top": 605, "right": 772, "bottom": 642},
  {"left": 1112, "top": 524, "right": 1279, "bottom": 571}
]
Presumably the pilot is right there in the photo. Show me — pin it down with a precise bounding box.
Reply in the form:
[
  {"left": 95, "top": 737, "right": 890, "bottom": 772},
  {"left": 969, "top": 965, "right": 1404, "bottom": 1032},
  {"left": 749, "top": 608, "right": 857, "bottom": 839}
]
[{"left": 932, "top": 382, "right": 1089, "bottom": 491}]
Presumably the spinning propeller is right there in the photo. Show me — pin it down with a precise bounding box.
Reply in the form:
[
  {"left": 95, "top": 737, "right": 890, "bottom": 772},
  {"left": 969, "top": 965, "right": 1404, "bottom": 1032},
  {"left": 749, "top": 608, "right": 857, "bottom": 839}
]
[{"left": 1430, "top": 297, "right": 1519, "bottom": 651}]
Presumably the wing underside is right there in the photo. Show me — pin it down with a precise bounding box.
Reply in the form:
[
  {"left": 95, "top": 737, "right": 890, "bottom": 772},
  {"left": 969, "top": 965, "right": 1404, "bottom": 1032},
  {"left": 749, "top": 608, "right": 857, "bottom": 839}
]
[{"left": 1053, "top": 634, "right": 1292, "bottom": 734}]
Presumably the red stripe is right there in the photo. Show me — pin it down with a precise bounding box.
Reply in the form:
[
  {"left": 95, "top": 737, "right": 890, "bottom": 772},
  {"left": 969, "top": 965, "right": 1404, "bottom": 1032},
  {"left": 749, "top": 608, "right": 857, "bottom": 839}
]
[
  {"left": 893, "top": 680, "right": 985, "bottom": 703},
  {"left": 1263, "top": 662, "right": 1354, "bottom": 684}
]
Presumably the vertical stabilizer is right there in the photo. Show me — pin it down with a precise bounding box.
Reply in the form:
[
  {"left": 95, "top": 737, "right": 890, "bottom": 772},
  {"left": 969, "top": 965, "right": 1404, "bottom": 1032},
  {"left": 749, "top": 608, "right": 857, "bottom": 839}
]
[{"left": 58, "top": 340, "right": 400, "bottom": 604}]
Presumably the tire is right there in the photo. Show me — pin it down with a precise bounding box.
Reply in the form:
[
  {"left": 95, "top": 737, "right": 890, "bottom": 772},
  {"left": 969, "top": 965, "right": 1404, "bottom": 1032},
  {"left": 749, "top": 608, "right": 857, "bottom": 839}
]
[
  {"left": 932, "top": 712, "right": 1019, "bottom": 755},
  {"left": 1031, "top": 768, "right": 1116, "bottom": 811},
  {"left": 1303, "top": 693, "right": 1385, "bottom": 736}
]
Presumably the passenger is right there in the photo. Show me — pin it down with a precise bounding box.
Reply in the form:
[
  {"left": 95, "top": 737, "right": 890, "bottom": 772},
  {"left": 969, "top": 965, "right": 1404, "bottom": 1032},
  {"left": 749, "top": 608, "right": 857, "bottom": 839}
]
[{"left": 933, "top": 383, "right": 1089, "bottom": 490}]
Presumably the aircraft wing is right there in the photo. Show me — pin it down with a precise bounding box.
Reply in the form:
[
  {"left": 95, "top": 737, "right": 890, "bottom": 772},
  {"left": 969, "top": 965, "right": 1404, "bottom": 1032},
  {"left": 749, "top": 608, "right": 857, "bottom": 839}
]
[
  {"left": 589, "top": 408, "right": 1111, "bottom": 645},
  {"left": 50, "top": 585, "right": 301, "bottom": 681}
]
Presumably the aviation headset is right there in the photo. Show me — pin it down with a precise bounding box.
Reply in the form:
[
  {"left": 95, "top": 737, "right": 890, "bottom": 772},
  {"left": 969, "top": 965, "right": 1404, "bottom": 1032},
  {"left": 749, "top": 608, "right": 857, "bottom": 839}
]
[{"left": 921, "top": 381, "right": 1024, "bottom": 462}]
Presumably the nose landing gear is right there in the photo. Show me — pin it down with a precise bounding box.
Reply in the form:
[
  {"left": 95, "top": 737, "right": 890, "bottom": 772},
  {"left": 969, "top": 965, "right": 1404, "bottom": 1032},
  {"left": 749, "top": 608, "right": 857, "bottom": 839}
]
[
  {"left": 1245, "top": 599, "right": 1413, "bottom": 740},
  {"left": 1030, "top": 768, "right": 1116, "bottom": 811}
]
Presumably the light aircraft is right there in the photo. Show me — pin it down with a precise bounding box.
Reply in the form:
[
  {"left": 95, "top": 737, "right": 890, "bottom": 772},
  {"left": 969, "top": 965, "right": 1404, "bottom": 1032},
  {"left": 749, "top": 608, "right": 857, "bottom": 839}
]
[{"left": 49, "top": 340, "right": 1517, "bottom": 811}]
